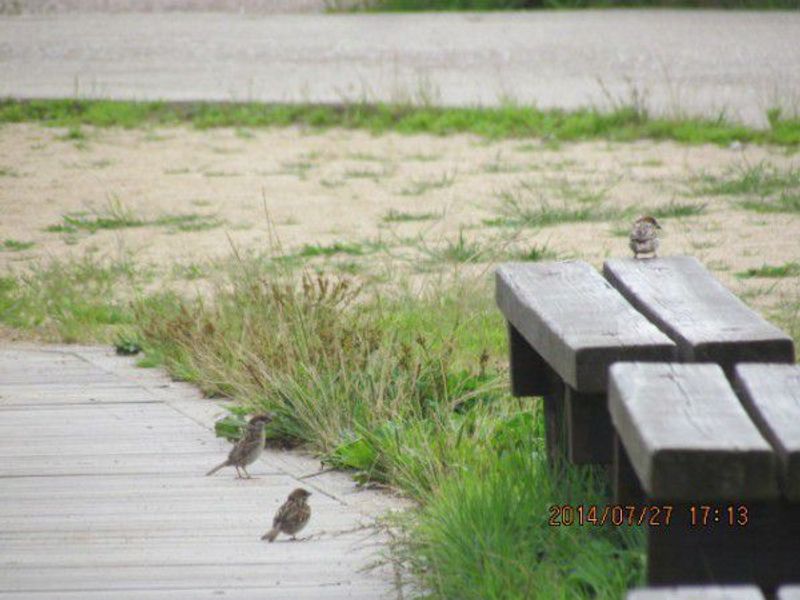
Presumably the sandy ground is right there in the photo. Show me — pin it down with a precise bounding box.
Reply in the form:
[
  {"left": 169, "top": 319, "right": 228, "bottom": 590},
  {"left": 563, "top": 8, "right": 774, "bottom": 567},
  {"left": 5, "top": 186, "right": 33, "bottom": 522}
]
[{"left": 0, "top": 123, "right": 798, "bottom": 318}]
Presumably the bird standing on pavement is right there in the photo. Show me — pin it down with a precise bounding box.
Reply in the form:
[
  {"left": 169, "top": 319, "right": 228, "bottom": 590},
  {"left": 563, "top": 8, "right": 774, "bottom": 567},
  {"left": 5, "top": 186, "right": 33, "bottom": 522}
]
[
  {"left": 629, "top": 215, "right": 661, "bottom": 259},
  {"left": 205, "top": 414, "right": 272, "bottom": 478},
  {"left": 262, "top": 488, "right": 312, "bottom": 542}
]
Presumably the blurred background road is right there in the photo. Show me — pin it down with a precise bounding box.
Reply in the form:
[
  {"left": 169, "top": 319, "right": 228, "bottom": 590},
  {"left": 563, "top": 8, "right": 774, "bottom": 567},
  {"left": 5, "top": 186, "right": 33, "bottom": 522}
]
[{"left": 1, "top": 4, "right": 799, "bottom": 126}]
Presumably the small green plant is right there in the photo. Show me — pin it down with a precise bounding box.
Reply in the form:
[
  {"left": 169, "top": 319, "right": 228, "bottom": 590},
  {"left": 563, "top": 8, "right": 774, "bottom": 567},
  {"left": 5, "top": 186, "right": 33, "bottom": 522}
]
[
  {"left": 59, "top": 125, "right": 86, "bottom": 141},
  {"left": 382, "top": 209, "right": 439, "bottom": 223},
  {"left": 1, "top": 239, "right": 35, "bottom": 252},
  {"left": 0, "top": 166, "right": 19, "bottom": 177},
  {"left": 419, "top": 229, "right": 492, "bottom": 264},
  {"left": 400, "top": 171, "right": 456, "bottom": 196},
  {"left": 736, "top": 262, "right": 800, "bottom": 279},
  {"left": 650, "top": 200, "right": 707, "bottom": 219},
  {"left": 508, "top": 243, "right": 558, "bottom": 262},
  {"left": 114, "top": 333, "right": 143, "bottom": 355},
  {"left": 155, "top": 214, "right": 225, "bottom": 232},
  {"left": 695, "top": 162, "right": 800, "bottom": 214}
]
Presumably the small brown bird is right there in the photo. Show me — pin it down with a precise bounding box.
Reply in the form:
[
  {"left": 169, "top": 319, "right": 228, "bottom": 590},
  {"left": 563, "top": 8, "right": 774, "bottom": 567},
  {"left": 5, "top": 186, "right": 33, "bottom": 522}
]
[
  {"left": 629, "top": 215, "right": 661, "bottom": 259},
  {"left": 262, "top": 488, "right": 312, "bottom": 542},
  {"left": 205, "top": 414, "right": 272, "bottom": 479}
]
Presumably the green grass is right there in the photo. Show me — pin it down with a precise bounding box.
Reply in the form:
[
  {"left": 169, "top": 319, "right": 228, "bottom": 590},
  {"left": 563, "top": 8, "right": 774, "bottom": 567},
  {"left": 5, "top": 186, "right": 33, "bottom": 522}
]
[
  {"left": 399, "top": 171, "right": 457, "bottom": 196},
  {"left": 508, "top": 243, "right": 558, "bottom": 261},
  {"left": 695, "top": 162, "right": 800, "bottom": 213},
  {"left": 44, "top": 198, "right": 224, "bottom": 234},
  {"left": 418, "top": 229, "right": 495, "bottom": 264},
  {"left": 2, "top": 98, "right": 799, "bottom": 146},
  {"left": 1, "top": 239, "right": 35, "bottom": 252},
  {"left": 0, "top": 166, "right": 19, "bottom": 177},
  {"left": 382, "top": 209, "right": 440, "bottom": 223},
  {"left": 293, "top": 240, "right": 386, "bottom": 258},
  {"left": 736, "top": 262, "right": 800, "bottom": 279},
  {"left": 487, "top": 179, "right": 619, "bottom": 228},
  {"left": 0, "top": 254, "right": 141, "bottom": 342},
  {"left": 649, "top": 200, "right": 707, "bottom": 219}
]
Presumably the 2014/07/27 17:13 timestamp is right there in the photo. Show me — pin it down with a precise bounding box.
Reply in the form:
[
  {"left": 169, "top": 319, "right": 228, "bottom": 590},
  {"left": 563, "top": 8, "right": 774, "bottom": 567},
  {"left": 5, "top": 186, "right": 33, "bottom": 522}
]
[{"left": 547, "top": 504, "right": 750, "bottom": 527}]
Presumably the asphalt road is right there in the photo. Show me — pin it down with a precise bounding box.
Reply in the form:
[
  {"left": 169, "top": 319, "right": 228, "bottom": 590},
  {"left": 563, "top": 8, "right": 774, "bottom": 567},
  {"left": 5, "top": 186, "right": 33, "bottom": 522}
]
[{"left": 1, "top": 10, "right": 799, "bottom": 126}]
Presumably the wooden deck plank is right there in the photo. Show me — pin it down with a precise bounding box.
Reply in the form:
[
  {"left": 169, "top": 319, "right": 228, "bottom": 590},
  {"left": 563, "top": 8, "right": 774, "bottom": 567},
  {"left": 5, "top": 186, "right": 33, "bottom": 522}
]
[{"left": 0, "top": 346, "right": 403, "bottom": 599}]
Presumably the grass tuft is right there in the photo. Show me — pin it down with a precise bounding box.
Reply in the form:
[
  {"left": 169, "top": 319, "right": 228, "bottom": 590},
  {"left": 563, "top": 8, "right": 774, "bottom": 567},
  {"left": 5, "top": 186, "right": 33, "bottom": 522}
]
[
  {"left": 736, "top": 262, "right": 800, "bottom": 279},
  {"left": 2, "top": 98, "right": 798, "bottom": 146},
  {"left": 1, "top": 239, "right": 35, "bottom": 252},
  {"left": 382, "top": 209, "right": 440, "bottom": 223}
]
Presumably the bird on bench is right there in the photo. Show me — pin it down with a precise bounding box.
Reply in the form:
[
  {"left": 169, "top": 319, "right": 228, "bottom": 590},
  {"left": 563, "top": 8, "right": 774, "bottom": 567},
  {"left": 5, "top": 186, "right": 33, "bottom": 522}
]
[
  {"left": 206, "top": 413, "right": 273, "bottom": 478},
  {"left": 629, "top": 215, "right": 661, "bottom": 259}
]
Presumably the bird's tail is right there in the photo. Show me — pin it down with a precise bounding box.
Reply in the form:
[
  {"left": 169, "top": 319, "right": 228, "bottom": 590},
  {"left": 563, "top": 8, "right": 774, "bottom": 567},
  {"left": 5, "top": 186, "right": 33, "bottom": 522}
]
[
  {"left": 205, "top": 460, "right": 229, "bottom": 476},
  {"left": 261, "top": 528, "right": 279, "bottom": 542}
]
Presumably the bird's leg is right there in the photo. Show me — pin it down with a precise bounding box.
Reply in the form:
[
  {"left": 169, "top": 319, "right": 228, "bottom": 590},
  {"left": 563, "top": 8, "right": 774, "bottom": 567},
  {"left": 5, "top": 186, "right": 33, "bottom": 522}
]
[
  {"left": 242, "top": 466, "right": 252, "bottom": 479},
  {"left": 235, "top": 465, "right": 242, "bottom": 478}
]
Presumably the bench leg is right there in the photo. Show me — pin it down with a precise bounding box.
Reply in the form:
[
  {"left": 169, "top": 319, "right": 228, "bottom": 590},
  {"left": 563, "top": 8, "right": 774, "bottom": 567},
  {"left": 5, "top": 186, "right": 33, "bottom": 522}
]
[
  {"left": 507, "top": 322, "right": 552, "bottom": 397},
  {"left": 647, "top": 501, "right": 783, "bottom": 592},
  {"left": 613, "top": 433, "right": 644, "bottom": 505},
  {"left": 564, "top": 388, "right": 613, "bottom": 464},
  {"left": 543, "top": 378, "right": 566, "bottom": 464}
]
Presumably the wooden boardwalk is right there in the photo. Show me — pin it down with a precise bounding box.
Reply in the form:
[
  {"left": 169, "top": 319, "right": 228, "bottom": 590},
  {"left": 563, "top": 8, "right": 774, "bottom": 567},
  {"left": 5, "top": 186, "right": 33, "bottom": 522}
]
[{"left": 0, "top": 345, "right": 407, "bottom": 599}]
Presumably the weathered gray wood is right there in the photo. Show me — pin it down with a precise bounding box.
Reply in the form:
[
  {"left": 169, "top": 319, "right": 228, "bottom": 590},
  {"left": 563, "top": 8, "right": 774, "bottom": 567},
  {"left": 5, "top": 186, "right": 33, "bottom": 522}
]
[
  {"left": 779, "top": 587, "right": 800, "bottom": 600},
  {"left": 734, "top": 363, "right": 800, "bottom": 501},
  {"left": 0, "top": 347, "right": 403, "bottom": 599},
  {"left": 564, "top": 387, "right": 613, "bottom": 464},
  {"left": 608, "top": 362, "right": 778, "bottom": 501},
  {"left": 627, "top": 586, "right": 765, "bottom": 600},
  {"left": 0, "top": 586, "right": 388, "bottom": 600},
  {"left": 603, "top": 256, "right": 795, "bottom": 374},
  {"left": 496, "top": 261, "right": 677, "bottom": 392}
]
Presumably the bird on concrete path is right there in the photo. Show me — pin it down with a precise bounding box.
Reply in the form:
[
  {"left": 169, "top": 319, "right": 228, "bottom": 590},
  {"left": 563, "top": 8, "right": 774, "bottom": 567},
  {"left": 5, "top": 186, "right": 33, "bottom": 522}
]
[
  {"left": 262, "top": 488, "right": 312, "bottom": 542},
  {"left": 205, "top": 414, "right": 272, "bottom": 479},
  {"left": 629, "top": 215, "right": 661, "bottom": 259}
]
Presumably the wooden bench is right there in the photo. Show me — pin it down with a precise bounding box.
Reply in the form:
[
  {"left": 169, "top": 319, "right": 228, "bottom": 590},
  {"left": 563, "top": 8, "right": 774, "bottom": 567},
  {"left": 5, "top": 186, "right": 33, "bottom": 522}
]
[
  {"left": 495, "top": 261, "right": 677, "bottom": 463},
  {"left": 603, "top": 256, "right": 795, "bottom": 375},
  {"left": 610, "top": 362, "right": 800, "bottom": 592}
]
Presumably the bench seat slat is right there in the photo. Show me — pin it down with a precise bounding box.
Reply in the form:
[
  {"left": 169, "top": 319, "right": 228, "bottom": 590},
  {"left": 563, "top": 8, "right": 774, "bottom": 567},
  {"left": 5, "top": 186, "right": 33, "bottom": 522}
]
[
  {"left": 496, "top": 261, "right": 676, "bottom": 393},
  {"left": 603, "top": 256, "right": 795, "bottom": 372},
  {"left": 608, "top": 362, "right": 778, "bottom": 501},
  {"left": 734, "top": 363, "right": 800, "bottom": 501}
]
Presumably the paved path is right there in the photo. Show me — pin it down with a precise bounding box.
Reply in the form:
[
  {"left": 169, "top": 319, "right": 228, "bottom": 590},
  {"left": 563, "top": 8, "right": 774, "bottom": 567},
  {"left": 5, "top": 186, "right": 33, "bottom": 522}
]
[
  {"left": 0, "top": 345, "right": 407, "bottom": 599},
  {"left": 1, "top": 11, "right": 799, "bottom": 126}
]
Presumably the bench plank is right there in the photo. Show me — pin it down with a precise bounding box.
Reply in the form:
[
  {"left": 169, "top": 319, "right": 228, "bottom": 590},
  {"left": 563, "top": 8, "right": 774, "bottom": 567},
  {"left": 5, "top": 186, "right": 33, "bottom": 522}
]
[
  {"left": 603, "top": 256, "right": 795, "bottom": 374},
  {"left": 779, "top": 587, "right": 800, "bottom": 600},
  {"left": 734, "top": 363, "right": 800, "bottom": 501},
  {"left": 608, "top": 362, "right": 778, "bottom": 500},
  {"left": 496, "top": 261, "right": 676, "bottom": 393},
  {"left": 628, "top": 586, "right": 765, "bottom": 600}
]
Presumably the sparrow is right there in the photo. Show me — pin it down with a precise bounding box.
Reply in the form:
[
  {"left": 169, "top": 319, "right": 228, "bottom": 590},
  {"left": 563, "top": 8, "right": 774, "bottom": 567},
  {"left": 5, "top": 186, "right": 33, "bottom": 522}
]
[
  {"left": 629, "top": 215, "right": 661, "bottom": 259},
  {"left": 262, "top": 488, "right": 312, "bottom": 542},
  {"left": 205, "top": 414, "right": 272, "bottom": 478}
]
